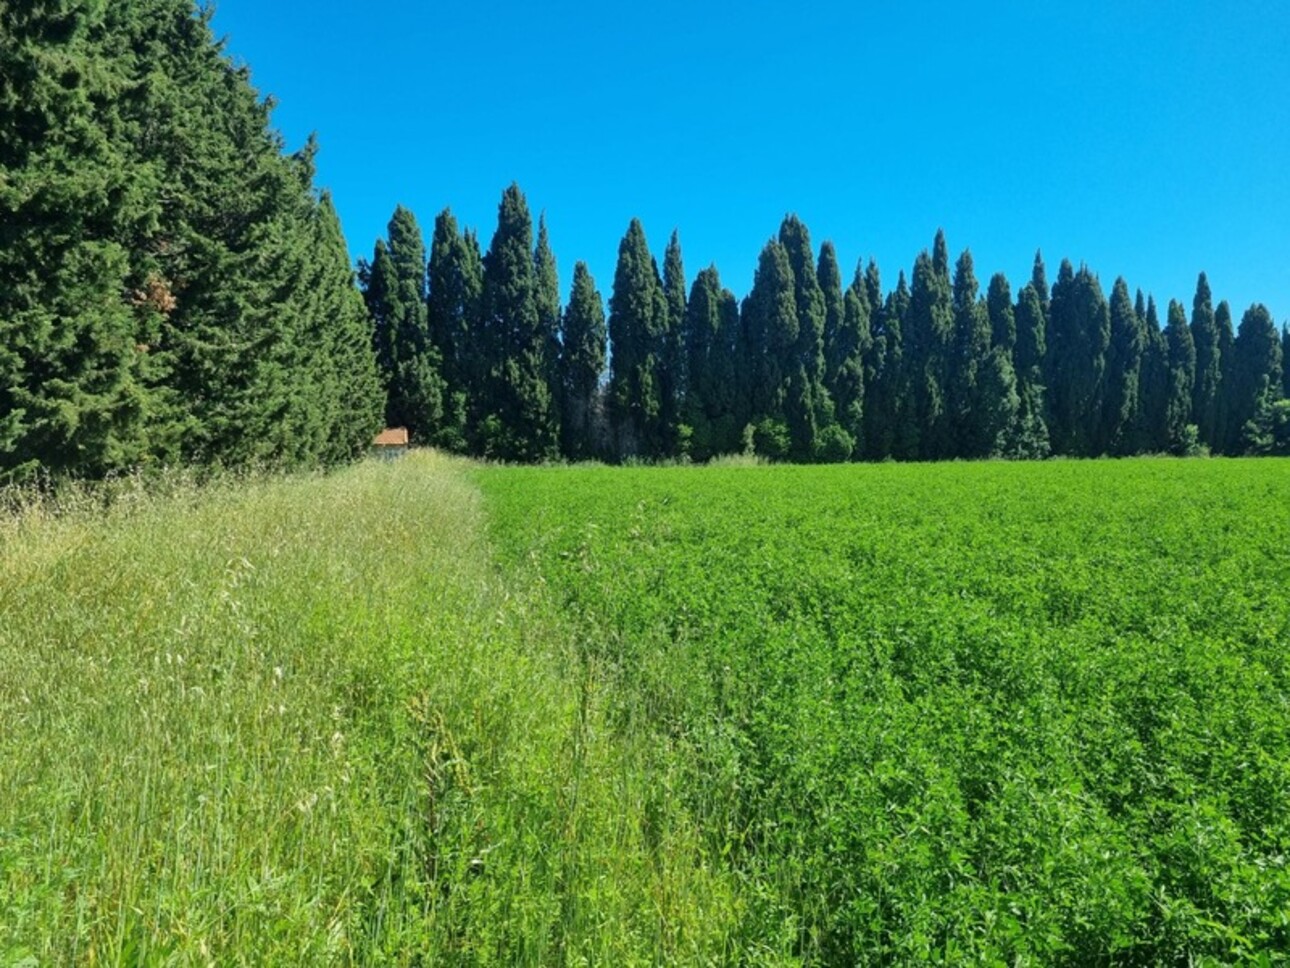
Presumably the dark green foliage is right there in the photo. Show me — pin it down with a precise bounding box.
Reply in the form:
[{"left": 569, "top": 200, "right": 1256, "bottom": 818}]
[
  {"left": 0, "top": 1, "right": 380, "bottom": 480},
  {"left": 1214, "top": 301, "right": 1236, "bottom": 453},
  {"left": 371, "top": 206, "right": 446, "bottom": 441},
  {"left": 949, "top": 250, "right": 995, "bottom": 457},
  {"left": 558, "top": 262, "right": 606, "bottom": 459},
  {"left": 1031, "top": 250, "right": 1050, "bottom": 315},
  {"left": 1227, "top": 303, "right": 1283, "bottom": 453},
  {"left": 427, "top": 210, "right": 483, "bottom": 451},
  {"left": 741, "top": 240, "right": 799, "bottom": 456},
  {"left": 1243, "top": 399, "right": 1290, "bottom": 455},
  {"left": 905, "top": 234, "right": 955, "bottom": 459},
  {"left": 1012, "top": 283, "right": 1051, "bottom": 458},
  {"left": 683, "top": 266, "right": 742, "bottom": 460},
  {"left": 1282, "top": 324, "right": 1290, "bottom": 400},
  {"left": 777, "top": 216, "right": 833, "bottom": 459},
  {"left": 1103, "top": 278, "right": 1146, "bottom": 455},
  {"left": 868, "top": 271, "right": 912, "bottom": 460},
  {"left": 1045, "top": 262, "right": 1110, "bottom": 456},
  {"left": 533, "top": 214, "right": 563, "bottom": 450},
  {"left": 607, "top": 219, "right": 668, "bottom": 458},
  {"left": 479, "top": 184, "right": 558, "bottom": 461},
  {"left": 660, "top": 231, "right": 687, "bottom": 456},
  {"left": 1189, "top": 273, "right": 1222, "bottom": 450},
  {"left": 828, "top": 274, "right": 870, "bottom": 457},
  {"left": 818, "top": 243, "right": 847, "bottom": 399},
  {"left": 1136, "top": 297, "right": 1169, "bottom": 452},
  {"left": 1163, "top": 300, "right": 1197, "bottom": 453},
  {"left": 986, "top": 273, "right": 1016, "bottom": 353}
]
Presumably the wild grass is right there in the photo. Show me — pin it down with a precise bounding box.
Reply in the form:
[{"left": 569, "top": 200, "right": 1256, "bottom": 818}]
[
  {"left": 0, "top": 452, "right": 734, "bottom": 965},
  {"left": 6, "top": 454, "right": 1289, "bottom": 964}
]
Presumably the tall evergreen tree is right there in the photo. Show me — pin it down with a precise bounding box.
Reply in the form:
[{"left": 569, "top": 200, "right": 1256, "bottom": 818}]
[
  {"left": 987, "top": 273, "right": 1016, "bottom": 353},
  {"left": 949, "top": 250, "right": 994, "bottom": 457},
  {"left": 683, "top": 266, "right": 742, "bottom": 459},
  {"left": 905, "top": 233, "right": 954, "bottom": 459},
  {"left": 660, "top": 231, "right": 687, "bottom": 456},
  {"left": 1163, "top": 299, "right": 1197, "bottom": 452},
  {"left": 1032, "top": 251, "right": 1051, "bottom": 316},
  {"left": 532, "top": 214, "right": 563, "bottom": 449},
  {"left": 427, "top": 210, "right": 483, "bottom": 451},
  {"left": 1045, "top": 262, "right": 1109, "bottom": 456},
  {"left": 1226, "top": 304, "right": 1283, "bottom": 453},
  {"left": 1136, "top": 296, "right": 1169, "bottom": 452},
  {"left": 819, "top": 242, "right": 847, "bottom": 397},
  {"left": 479, "top": 184, "right": 558, "bottom": 461},
  {"left": 741, "top": 239, "right": 799, "bottom": 458},
  {"left": 1283, "top": 324, "right": 1290, "bottom": 400},
  {"left": 558, "top": 262, "right": 606, "bottom": 460},
  {"left": 829, "top": 268, "right": 871, "bottom": 456},
  {"left": 777, "top": 216, "right": 833, "bottom": 459},
  {"left": 607, "top": 219, "right": 668, "bottom": 458},
  {"left": 1013, "top": 283, "right": 1051, "bottom": 457},
  {"left": 1103, "top": 277, "right": 1146, "bottom": 455},
  {"left": 1189, "top": 272, "right": 1222, "bottom": 450},
  {"left": 1214, "top": 300, "right": 1236, "bottom": 453}
]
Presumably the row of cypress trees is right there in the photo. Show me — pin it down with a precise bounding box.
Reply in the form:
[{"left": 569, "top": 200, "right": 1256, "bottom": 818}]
[
  {"left": 0, "top": 1, "right": 382, "bottom": 483},
  {"left": 364, "top": 185, "right": 1290, "bottom": 463}
]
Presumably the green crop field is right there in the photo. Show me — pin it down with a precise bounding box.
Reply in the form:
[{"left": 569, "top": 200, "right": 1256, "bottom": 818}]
[{"left": 3, "top": 455, "right": 1289, "bottom": 964}]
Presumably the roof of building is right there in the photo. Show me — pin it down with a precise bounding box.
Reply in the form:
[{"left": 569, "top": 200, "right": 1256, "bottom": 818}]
[{"left": 373, "top": 427, "right": 410, "bottom": 447}]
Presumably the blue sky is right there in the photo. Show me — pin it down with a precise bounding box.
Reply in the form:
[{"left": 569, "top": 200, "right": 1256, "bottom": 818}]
[{"left": 210, "top": 0, "right": 1290, "bottom": 323}]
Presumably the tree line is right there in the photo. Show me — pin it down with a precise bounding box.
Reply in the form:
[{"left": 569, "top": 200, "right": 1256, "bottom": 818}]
[
  {"left": 4, "top": 4, "right": 1287, "bottom": 482},
  {"left": 0, "top": 1, "right": 382, "bottom": 483},
  {"left": 364, "top": 184, "right": 1290, "bottom": 463}
]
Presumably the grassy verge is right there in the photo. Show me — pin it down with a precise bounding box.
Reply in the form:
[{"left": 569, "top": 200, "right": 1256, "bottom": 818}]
[{"left": 0, "top": 453, "right": 735, "bottom": 965}]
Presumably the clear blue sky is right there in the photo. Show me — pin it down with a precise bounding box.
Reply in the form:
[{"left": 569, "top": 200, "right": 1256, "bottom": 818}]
[{"left": 210, "top": 0, "right": 1289, "bottom": 323}]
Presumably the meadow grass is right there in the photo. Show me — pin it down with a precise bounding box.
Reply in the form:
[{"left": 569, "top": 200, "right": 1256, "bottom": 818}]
[
  {"left": 4, "top": 454, "right": 1289, "bottom": 964},
  {"left": 0, "top": 453, "right": 734, "bottom": 965}
]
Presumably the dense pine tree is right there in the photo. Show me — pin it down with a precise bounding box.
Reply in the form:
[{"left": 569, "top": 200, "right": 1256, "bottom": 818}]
[
  {"left": 1163, "top": 300, "right": 1197, "bottom": 452},
  {"left": 987, "top": 273, "right": 1016, "bottom": 354},
  {"left": 828, "top": 265, "right": 871, "bottom": 456},
  {"left": 1136, "top": 296, "right": 1169, "bottom": 452},
  {"left": 1189, "top": 273, "right": 1222, "bottom": 450},
  {"left": 558, "top": 262, "right": 606, "bottom": 459},
  {"left": 1214, "top": 300, "right": 1236, "bottom": 453},
  {"left": 533, "top": 214, "right": 563, "bottom": 449}
]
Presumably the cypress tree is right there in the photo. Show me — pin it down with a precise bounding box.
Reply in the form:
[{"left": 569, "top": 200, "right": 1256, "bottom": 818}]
[
  {"left": 859, "top": 260, "right": 893, "bottom": 460},
  {"left": 1283, "top": 324, "right": 1290, "bottom": 400},
  {"left": 1163, "top": 299, "right": 1196, "bottom": 453},
  {"left": 741, "top": 239, "right": 798, "bottom": 458},
  {"left": 607, "top": 219, "right": 668, "bottom": 458},
  {"left": 427, "top": 210, "right": 483, "bottom": 452},
  {"left": 987, "top": 273, "right": 1016, "bottom": 354},
  {"left": 1214, "top": 300, "right": 1236, "bottom": 453},
  {"left": 661, "top": 231, "right": 687, "bottom": 456},
  {"left": 558, "top": 262, "right": 606, "bottom": 460},
  {"left": 949, "top": 249, "right": 994, "bottom": 457},
  {"left": 829, "top": 268, "right": 871, "bottom": 457},
  {"left": 533, "top": 214, "right": 563, "bottom": 449},
  {"left": 1032, "top": 250, "right": 1051, "bottom": 316},
  {"left": 884, "top": 272, "right": 916, "bottom": 460},
  {"left": 1136, "top": 296, "right": 1169, "bottom": 452},
  {"left": 1103, "top": 277, "right": 1146, "bottom": 455},
  {"left": 1013, "top": 283, "right": 1051, "bottom": 458},
  {"left": 377, "top": 206, "right": 444, "bottom": 441},
  {"left": 1189, "top": 272, "right": 1222, "bottom": 450},
  {"left": 777, "top": 215, "right": 832, "bottom": 459},
  {"left": 1046, "top": 262, "right": 1109, "bottom": 456},
  {"left": 819, "top": 242, "right": 847, "bottom": 397},
  {"left": 905, "top": 234, "right": 954, "bottom": 459},
  {"left": 480, "top": 184, "right": 558, "bottom": 461},
  {"left": 683, "top": 266, "right": 742, "bottom": 459},
  {"left": 1227, "top": 304, "right": 1283, "bottom": 453}
]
